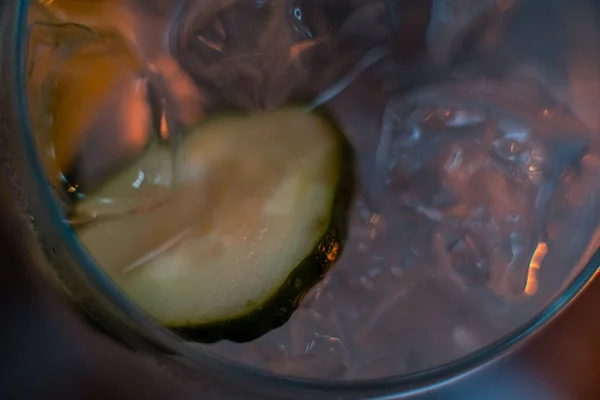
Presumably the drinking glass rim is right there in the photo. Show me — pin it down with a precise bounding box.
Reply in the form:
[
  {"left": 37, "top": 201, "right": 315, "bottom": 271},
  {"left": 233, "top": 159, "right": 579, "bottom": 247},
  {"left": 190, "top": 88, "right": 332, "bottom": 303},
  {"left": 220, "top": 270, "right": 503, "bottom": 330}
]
[{"left": 8, "top": 0, "right": 600, "bottom": 397}]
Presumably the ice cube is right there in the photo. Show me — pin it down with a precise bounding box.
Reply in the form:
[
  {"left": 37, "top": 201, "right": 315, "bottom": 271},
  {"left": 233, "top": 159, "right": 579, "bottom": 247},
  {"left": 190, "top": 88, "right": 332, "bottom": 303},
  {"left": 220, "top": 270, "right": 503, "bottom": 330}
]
[
  {"left": 249, "top": 308, "right": 348, "bottom": 378},
  {"left": 174, "top": 0, "right": 306, "bottom": 110},
  {"left": 437, "top": 229, "right": 490, "bottom": 288},
  {"left": 376, "top": 77, "right": 597, "bottom": 304}
]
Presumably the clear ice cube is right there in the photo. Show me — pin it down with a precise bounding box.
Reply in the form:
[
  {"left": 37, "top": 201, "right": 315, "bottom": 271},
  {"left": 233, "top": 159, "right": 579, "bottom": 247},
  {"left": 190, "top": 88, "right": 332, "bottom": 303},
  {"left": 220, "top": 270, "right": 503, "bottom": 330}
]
[
  {"left": 375, "top": 77, "right": 593, "bottom": 300},
  {"left": 212, "top": 308, "right": 348, "bottom": 378}
]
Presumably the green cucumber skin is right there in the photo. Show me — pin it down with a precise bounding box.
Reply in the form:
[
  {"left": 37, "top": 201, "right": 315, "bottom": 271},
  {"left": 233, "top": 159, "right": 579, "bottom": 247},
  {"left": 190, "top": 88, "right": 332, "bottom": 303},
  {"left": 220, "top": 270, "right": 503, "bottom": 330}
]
[
  {"left": 70, "top": 107, "right": 355, "bottom": 344},
  {"left": 172, "top": 232, "right": 342, "bottom": 343},
  {"left": 171, "top": 115, "right": 355, "bottom": 343}
]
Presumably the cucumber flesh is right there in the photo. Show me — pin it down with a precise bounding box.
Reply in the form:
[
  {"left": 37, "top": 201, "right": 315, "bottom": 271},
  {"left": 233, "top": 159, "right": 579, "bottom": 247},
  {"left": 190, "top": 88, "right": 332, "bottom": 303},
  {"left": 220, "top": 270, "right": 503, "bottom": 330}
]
[{"left": 75, "top": 108, "right": 347, "bottom": 339}]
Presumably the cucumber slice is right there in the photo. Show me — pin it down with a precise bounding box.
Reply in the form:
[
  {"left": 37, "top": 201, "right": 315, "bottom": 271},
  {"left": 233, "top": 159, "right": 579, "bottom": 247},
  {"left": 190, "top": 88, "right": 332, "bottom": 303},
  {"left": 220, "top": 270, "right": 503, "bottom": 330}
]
[{"left": 75, "top": 108, "right": 353, "bottom": 342}]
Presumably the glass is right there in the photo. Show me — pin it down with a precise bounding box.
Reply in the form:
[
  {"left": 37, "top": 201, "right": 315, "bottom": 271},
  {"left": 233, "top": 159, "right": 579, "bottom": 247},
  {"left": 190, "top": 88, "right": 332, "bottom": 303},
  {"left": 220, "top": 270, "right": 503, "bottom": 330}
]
[{"left": 12, "top": 0, "right": 600, "bottom": 396}]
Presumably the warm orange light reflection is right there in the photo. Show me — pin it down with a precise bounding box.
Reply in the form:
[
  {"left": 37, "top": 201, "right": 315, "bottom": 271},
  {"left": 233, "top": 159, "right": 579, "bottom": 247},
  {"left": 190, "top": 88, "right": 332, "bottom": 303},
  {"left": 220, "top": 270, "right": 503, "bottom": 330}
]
[
  {"left": 160, "top": 110, "right": 169, "bottom": 140},
  {"left": 525, "top": 242, "right": 548, "bottom": 296},
  {"left": 326, "top": 242, "right": 340, "bottom": 262},
  {"left": 289, "top": 37, "right": 327, "bottom": 59},
  {"left": 153, "top": 56, "right": 204, "bottom": 127},
  {"left": 122, "top": 78, "right": 151, "bottom": 150}
]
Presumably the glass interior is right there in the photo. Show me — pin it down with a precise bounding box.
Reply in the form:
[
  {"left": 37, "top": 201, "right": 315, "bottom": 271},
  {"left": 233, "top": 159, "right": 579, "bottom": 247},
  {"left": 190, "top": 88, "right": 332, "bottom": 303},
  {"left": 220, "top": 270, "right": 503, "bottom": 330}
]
[{"left": 24, "top": 0, "right": 600, "bottom": 381}]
